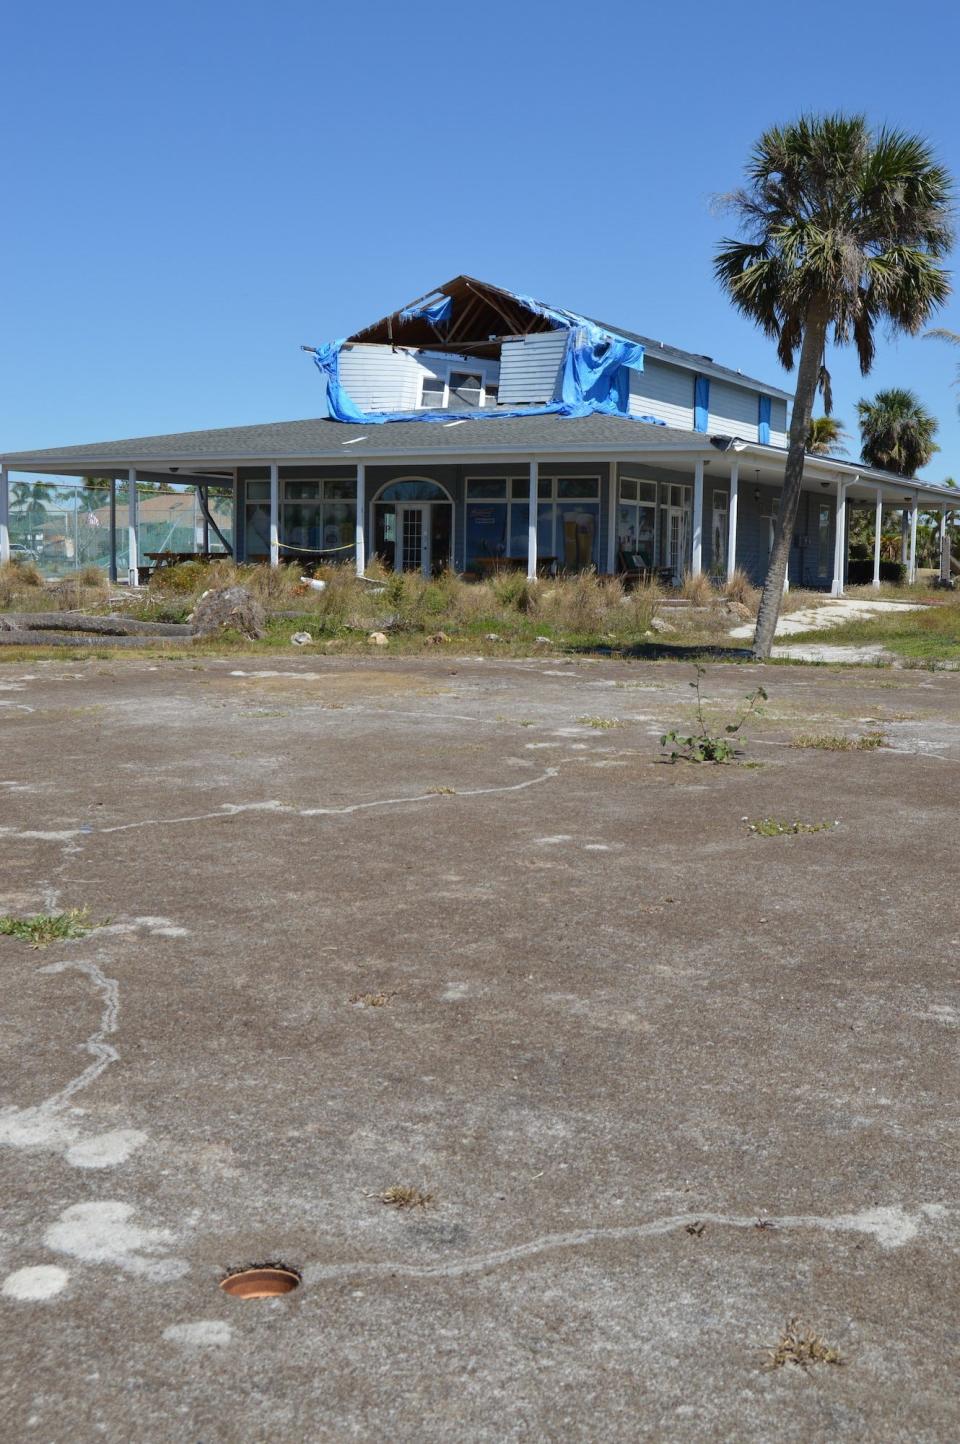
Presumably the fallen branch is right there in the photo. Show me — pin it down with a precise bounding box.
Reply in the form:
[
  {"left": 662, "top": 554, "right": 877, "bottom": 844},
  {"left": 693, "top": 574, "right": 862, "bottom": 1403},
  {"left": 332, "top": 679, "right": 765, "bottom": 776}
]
[{"left": 0, "top": 612, "right": 194, "bottom": 637}]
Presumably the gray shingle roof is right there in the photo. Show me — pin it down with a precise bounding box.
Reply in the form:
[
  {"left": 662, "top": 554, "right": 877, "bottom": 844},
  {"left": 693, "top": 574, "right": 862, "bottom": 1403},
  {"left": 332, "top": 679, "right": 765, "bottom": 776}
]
[{"left": 0, "top": 413, "right": 708, "bottom": 468}]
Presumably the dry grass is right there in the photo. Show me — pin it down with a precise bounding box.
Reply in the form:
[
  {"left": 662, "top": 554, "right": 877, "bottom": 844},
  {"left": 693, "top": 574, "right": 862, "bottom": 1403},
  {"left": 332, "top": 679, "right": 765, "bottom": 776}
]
[
  {"left": 0, "top": 558, "right": 44, "bottom": 607},
  {"left": 426, "top": 785, "right": 456, "bottom": 794},
  {"left": 763, "top": 1319, "right": 844, "bottom": 1371},
  {"left": 374, "top": 1185, "right": 432, "bottom": 1210},
  {"left": 722, "top": 567, "right": 758, "bottom": 609},
  {"left": 679, "top": 570, "right": 714, "bottom": 606},
  {"left": 792, "top": 731, "right": 888, "bottom": 751},
  {"left": 349, "top": 991, "right": 395, "bottom": 1007}
]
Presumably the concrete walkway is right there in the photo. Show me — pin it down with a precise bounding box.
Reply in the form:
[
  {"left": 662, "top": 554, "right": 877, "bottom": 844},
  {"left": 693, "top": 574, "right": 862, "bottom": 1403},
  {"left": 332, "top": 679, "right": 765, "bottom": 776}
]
[{"left": 728, "top": 596, "right": 924, "bottom": 642}]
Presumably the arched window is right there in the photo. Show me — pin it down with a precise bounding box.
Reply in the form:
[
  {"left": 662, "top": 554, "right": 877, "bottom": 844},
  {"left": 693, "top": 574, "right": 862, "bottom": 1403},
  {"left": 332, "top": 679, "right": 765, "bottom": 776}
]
[{"left": 375, "top": 479, "right": 452, "bottom": 503}]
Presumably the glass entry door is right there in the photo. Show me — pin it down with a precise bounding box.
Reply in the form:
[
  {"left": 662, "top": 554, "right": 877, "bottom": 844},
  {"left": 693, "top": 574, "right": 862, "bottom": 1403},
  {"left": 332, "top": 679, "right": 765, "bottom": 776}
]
[{"left": 396, "top": 503, "right": 430, "bottom": 575}]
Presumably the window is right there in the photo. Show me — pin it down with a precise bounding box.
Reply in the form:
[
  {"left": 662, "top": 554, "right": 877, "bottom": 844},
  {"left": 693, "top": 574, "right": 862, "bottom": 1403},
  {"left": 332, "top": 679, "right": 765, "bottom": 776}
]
[
  {"left": 464, "top": 474, "right": 600, "bottom": 572},
  {"left": 712, "top": 489, "right": 728, "bottom": 575},
  {"left": 818, "top": 503, "right": 831, "bottom": 578},
  {"left": 617, "top": 474, "right": 657, "bottom": 567},
  {"left": 278, "top": 477, "right": 357, "bottom": 557},
  {"left": 419, "top": 368, "right": 498, "bottom": 409},
  {"left": 449, "top": 371, "right": 482, "bottom": 408}
]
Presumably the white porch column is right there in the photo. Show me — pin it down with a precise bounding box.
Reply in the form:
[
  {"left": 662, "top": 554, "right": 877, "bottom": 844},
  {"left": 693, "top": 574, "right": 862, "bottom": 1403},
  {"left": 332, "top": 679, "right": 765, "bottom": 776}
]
[
  {"left": 726, "top": 460, "right": 738, "bottom": 583},
  {"left": 526, "top": 459, "right": 539, "bottom": 581},
  {"left": 127, "top": 468, "right": 139, "bottom": 587},
  {"left": 831, "top": 478, "right": 847, "bottom": 597},
  {"left": 606, "top": 462, "right": 618, "bottom": 575},
  {"left": 0, "top": 465, "right": 10, "bottom": 564},
  {"left": 108, "top": 477, "right": 117, "bottom": 582},
  {"left": 873, "top": 489, "right": 883, "bottom": 588},
  {"left": 269, "top": 463, "right": 279, "bottom": 568},
  {"left": 908, "top": 496, "right": 918, "bottom": 583},
  {"left": 231, "top": 471, "right": 240, "bottom": 561},
  {"left": 939, "top": 506, "right": 950, "bottom": 583},
  {"left": 900, "top": 508, "right": 909, "bottom": 565},
  {"left": 691, "top": 458, "right": 704, "bottom": 575},
  {"left": 355, "top": 463, "right": 366, "bottom": 577}
]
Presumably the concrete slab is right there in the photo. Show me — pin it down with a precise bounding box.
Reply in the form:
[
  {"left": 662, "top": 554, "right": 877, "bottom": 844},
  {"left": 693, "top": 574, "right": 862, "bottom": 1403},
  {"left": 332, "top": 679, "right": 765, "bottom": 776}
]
[
  {"left": 1, "top": 655, "right": 959, "bottom": 1441},
  {"left": 729, "top": 598, "right": 926, "bottom": 641}
]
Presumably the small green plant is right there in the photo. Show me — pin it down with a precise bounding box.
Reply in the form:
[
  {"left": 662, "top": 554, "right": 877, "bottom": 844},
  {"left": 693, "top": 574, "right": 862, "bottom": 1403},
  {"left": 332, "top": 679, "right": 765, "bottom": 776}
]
[
  {"left": 661, "top": 666, "right": 767, "bottom": 763},
  {"left": 0, "top": 907, "right": 95, "bottom": 948},
  {"left": 577, "top": 716, "right": 622, "bottom": 730},
  {"left": 747, "top": 817, "right": 835, "bottom": 836},
  {"left": 792, "top": 731, "right": 887, "bottom": 751}
]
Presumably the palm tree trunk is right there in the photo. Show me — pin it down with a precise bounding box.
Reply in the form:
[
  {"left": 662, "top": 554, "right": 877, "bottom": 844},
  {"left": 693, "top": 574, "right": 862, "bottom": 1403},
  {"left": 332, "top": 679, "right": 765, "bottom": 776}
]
[{"left": 752, "top": 296, "right": 831, "bottom": 660}]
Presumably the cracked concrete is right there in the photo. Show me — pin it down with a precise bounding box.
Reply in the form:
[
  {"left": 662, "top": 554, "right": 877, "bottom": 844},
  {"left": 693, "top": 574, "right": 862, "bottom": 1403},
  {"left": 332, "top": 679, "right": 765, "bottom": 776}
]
[{"left": 1, "top": 653, "right": 959, "bottom": 1442}]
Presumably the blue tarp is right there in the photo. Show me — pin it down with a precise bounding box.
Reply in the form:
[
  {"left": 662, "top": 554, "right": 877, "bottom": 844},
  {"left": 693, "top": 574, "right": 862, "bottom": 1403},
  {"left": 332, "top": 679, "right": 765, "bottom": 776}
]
[
  {"left": 694, "top": 375, "right": 710, "bottom": 432},
  {"left": 758, "top": 394, "right": 771, "bottom": 445},
  {"left": 399, "top": 295, "right": 453, "bottom": 327},
  {"left": 312, "top": 324, "right": 664, "bottom": 428}
]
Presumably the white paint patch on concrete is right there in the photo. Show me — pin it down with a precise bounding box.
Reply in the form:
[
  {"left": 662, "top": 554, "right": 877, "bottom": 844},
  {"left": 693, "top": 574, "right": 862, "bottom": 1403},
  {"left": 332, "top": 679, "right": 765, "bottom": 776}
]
[
  {"left": 535, "top": 835, "right": 573, "bottom": 846},
  {"left": 163, "top": 1320, "right": 232, "bottom": 1347},
  {"left": 441, "top": 983, "right": 470, "bottom": 1000},
  {"left": 583, "top": 844, "right": 612, "bottom": 851},
  {"left": 524, "top": 742, "right": 561, "bottom": 749},
  {"left": 2, "top": 1265, "right": 70, "bottom": 1301},
  {"left": 45, "top": 1201, "right": 188, "bottom": 1281},
  {"left": 65, "top": 1128, "right": 148, "bottom": 1170}
]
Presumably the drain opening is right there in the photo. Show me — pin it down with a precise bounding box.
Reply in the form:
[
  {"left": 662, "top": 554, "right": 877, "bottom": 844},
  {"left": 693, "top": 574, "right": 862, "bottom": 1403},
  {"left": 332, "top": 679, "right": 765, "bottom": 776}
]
[{"left": 220, "top": 1265, "right": 301, "bottom": 1299}]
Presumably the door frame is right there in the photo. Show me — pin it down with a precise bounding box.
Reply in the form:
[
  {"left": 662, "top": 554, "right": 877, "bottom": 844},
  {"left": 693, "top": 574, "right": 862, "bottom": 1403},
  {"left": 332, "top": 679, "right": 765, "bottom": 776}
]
[{"left": 395, "top": 502, "right": 431, "bottom": 576}]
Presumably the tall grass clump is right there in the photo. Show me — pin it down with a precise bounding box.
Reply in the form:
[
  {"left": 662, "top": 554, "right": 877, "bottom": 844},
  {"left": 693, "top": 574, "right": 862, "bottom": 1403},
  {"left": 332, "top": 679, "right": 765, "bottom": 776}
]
[
  {"left": 0, "top": 558, "right": 44, "bottom": 607},
  {"left": 680, "top": 569, "right": 714, "bottom": 606}
]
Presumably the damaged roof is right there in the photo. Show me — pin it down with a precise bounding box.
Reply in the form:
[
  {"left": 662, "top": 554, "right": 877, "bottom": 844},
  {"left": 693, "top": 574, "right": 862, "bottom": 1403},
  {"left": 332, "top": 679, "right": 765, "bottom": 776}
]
[{"left": 346, "top": 274, "right": 794, "bottom": 401}]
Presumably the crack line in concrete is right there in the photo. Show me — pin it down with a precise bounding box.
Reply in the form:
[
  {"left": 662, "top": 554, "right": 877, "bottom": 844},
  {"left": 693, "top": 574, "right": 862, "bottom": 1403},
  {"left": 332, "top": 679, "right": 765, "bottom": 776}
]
[
  {"left": 96, "top": 767, "right": 561, "bottom": 833},
  {"left": 33, "top": 959, "right": 121, "bottom": 1108},
  {"left": 301, "top": 1204, "right": 948, "bottom": 1283}
]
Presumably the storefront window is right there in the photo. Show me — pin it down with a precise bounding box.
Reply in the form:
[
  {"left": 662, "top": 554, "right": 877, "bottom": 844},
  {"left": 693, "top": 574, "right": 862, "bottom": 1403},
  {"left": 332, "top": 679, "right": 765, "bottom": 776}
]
[
  {"left": 617, "top": 475, "right": 657, "bottom": 566},
  {"left": 465, "top": 475, "right": 600, "bottom": 572},
  {"left": 246, "top": 477, "right": 357, "bottom": 561}
]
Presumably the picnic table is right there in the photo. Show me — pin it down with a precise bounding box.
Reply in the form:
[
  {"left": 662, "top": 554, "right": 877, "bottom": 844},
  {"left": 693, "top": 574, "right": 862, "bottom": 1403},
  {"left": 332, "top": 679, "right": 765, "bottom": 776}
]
[{"left": 142, "top": 551, "right": 222, "bottom": 581}]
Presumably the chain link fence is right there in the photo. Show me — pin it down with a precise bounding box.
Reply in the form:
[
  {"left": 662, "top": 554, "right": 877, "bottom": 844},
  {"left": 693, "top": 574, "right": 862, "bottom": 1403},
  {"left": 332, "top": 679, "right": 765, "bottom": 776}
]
[{"left": 8, "top": 481, "right": 233, "bottom": 578}]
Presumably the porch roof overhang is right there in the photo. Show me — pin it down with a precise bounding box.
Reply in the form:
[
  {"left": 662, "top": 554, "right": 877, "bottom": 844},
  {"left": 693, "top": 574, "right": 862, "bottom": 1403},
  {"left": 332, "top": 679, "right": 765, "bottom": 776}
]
[{"left": 2, "top": 414, "right": 956, "bottom": 508}]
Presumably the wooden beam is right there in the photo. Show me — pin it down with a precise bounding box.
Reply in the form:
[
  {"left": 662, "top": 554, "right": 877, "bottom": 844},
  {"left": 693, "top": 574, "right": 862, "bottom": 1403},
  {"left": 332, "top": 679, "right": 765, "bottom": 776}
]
[{"left": 447, "top": 295, "right": 482, "bottom": 343}]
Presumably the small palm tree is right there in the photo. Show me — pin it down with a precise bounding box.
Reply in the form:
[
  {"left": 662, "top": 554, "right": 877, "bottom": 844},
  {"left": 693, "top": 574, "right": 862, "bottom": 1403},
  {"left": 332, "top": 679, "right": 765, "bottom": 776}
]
[
  {"left": 857, "top": 388, "right": 939, "bottom": 476},
  {"left": 715, "top": 114, "right": 952, "bottom": 656},
  {"left": 806, "top": 416, "right": 850, "bottom": 455}
]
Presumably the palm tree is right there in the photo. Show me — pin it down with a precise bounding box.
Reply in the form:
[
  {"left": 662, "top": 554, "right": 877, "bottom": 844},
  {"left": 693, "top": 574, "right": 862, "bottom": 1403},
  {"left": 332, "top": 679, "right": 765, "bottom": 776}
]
[
  {"left": 715, "top": 114, "right": 953, "bottom": 657},
  {"left": 806, "top": 415, "right": 850, "bottom": 455},
  {"left": 857, "top": 388, "right": 939, "bottom": 476}
]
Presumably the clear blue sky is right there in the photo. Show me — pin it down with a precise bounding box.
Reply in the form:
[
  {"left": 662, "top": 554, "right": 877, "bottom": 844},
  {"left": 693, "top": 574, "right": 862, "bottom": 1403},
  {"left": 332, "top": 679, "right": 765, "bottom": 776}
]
[{"left": 4, "top": 0, "right": 960, "bottom": 479}]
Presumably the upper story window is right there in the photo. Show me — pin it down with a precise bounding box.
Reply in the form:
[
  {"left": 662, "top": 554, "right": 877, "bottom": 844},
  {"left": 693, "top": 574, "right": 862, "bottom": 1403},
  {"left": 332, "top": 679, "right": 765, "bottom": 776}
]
[{"left": 419, "top": 367, "right": 498, "bottom": 410}]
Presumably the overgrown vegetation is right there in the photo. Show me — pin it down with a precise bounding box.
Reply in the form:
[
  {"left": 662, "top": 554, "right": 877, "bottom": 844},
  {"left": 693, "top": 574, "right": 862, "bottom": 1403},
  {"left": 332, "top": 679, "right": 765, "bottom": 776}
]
[
  {"left": 792, "top": 731, "right": 887, "bottom": 750},
  {"left": 0, "top": 907, "right": 95, "bottom": 947},
  {"left": 747, "top": 817, "right": 835, "bottom": 836},
  {"left": 661, "top": 665, "right": 767, "bottom": 762}
]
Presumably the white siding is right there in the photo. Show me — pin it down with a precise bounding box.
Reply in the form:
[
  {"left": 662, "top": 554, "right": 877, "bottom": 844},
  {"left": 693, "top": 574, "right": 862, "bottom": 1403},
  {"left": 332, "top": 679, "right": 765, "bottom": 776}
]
[
  {"left": 498, "top": 331, "right": 568, "bottom": 404},
  {"left": 628, "top": 357, "right": 695, "bottom": 429},
  {"left": 339, "top": 345, "right": 422, "bottom": 412},
  {"left": 770, "top": 398, "right": 788, "bottom": 448},
  {"left": 708, "top": 379, "right": 760, "bottom": 441},
  {"left": 338, "top": 345, "right": 499, "bottom": 413}
]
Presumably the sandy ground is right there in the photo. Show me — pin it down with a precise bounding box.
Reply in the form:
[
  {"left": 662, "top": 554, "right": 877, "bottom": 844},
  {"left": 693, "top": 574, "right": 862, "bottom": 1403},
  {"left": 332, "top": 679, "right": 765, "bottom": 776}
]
[{"left": 0, "top": 654, "right": 958, "bottom": 1442}]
